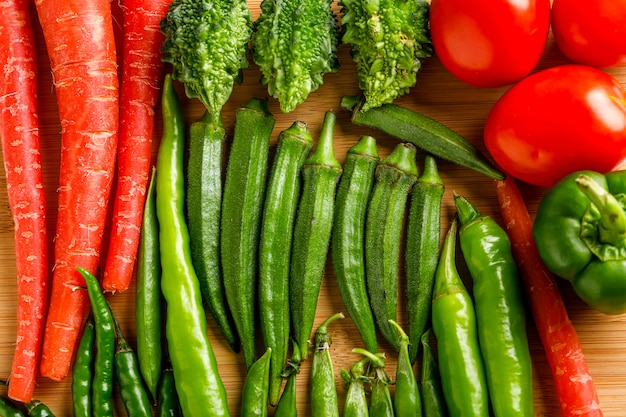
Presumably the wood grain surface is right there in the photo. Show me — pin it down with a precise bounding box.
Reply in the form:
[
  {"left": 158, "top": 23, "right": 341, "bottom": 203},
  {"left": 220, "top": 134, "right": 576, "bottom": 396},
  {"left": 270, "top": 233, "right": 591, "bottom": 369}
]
[{"left": 1, "top": 1, "right": 625, "bottom": 416}]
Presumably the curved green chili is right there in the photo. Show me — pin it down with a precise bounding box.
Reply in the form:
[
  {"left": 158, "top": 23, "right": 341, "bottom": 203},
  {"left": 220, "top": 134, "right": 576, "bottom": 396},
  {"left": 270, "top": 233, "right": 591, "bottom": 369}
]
[
  {"left": 110, "top": 307, "right": 152, "bottom": 417},
  {"left": 25, "top": 399, "right": 55, "bottom": 417},
  {"left": 72, "top": 314, "right": 95, "bottom": 417},
  {"left": 157, "top": 362, "right": 181, "bottom": 417},
  {"left": 431, "top": 219, "right": 489, "bottom": 417},
  {"left": 135, "top": 166, "right": 162, "bottom": 402},
  {"left": 455, "top": 193, "right": 533, "bottom": 417},
  {"left": 405, "top": 154, "right": 444, "bottom": 364},
  {"left": 77, "top": 268, "right": 115, "bottom": 417},
  {"left": 155, "top": 74, "right": 230, "bottom": 417},
  {"left": 420, "top": 329, "right": 448, "bottom": 417},
  {"left": 310, "top": 313, "right": 344, "bottom": 417},
  {"left": 240, "top": 348, "right": 272, "bottom": 417},
  {"left": 389, "top": 320, "right": 421, "bottom": 417}
]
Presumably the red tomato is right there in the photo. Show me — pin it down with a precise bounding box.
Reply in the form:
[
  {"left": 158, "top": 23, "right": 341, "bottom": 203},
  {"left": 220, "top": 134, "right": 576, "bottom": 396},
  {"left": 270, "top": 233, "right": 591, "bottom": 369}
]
[
  {"left": 552, "top": 0, "right": 626, "bottom": 68},
  {"left": 429, "top": 0, "right": 550, "bottom": 88},
  {"left": 484, "top": 65, "right": 626, "bottom": 187}
]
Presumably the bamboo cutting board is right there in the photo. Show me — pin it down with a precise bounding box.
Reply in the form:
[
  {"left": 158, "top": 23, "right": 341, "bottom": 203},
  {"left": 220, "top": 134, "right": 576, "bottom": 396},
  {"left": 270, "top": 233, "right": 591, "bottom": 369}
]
[{"left": 1, "top": 0, "right": 625, "bottom": 416}]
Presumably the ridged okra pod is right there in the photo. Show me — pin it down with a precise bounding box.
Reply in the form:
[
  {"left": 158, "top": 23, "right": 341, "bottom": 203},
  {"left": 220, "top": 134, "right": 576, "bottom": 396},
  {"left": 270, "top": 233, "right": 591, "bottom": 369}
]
[
  {"left": 331, "top": 135, "right": 380, "bottom": 353},
  {"left": 290, "top": 110, "right": 342, "bottom": 360},
  {"left": 186, "top": 110, "right": 238, "bottom": 352},
  {"left": 405, "top": 154, "right": 444, "bottom": 364},
  {"left": 259, "top": 121, "right": 314, "bottom": 405},
  {"left": 221, "top": 98, "right": 275, "bottom": 370},
  {"left": 365, "top": 142, "right": 419, "bottom": 351}
]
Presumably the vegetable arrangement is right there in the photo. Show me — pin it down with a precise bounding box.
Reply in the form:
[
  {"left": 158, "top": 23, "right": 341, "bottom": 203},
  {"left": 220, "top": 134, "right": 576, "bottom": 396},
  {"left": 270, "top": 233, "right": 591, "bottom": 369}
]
[{"left": 1, "top": 0, "right": 626, "bottom": 415}]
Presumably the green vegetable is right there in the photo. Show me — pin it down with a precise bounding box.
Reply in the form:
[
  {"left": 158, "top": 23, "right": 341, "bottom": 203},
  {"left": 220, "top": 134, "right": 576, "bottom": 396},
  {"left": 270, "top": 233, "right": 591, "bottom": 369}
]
[
  {"left": 25, "top": 399, "right": 55, "bottom": 417},
  {"left": 273, "top": 341, "right": 301, "bottom": 417},
  {"left": 72, "top": 314, "right": 94, "bottom": 417},
  {"left": 405, "top": 155, "right": 444, "bottom": 364},
  {"left": 331, "top": 135, "right": 379, "bottom": 354},
  {"left": 341, "top": 95, "right": 504, "bottom": 180},
  {"left": 240, "top": 348, "right": 272, "bottom": 417},
  {"left": 0, "top": 396, "right": 25, "bottom": 417},
  {"left": 533, "top": 170, "right": 626, "bottom": 315},
  {"left": 431, "top": 219, "right": 489, "bottom": 417},
  {"left": 290, "top": 110, "right": 342, "bottom": 360},
  {"left": 259, "top": 121, "right": 314, "bottom": 405},
  {"left": 420, "top": 330, "right": 448, "bottom": 417},
  {"left": 221, "top": 98, "right": 276, "bottom": 369},
  {"left": 251, "top": 0, "right": 340, "bottom": 113},
  {"left": 455, "top": 193, "right": 533, "bottom": 417},
  {"left": 340, "top": 356, "right": 370, "bottom": 417},
  {"left": 77, "top": 268, "right": 115, "bottom": 417},
  {"left": 352, "top": 349, "right": 393, "bottom": 417},
  {"left": 389, "top": 320, "right": 421, "bottom": 417},
  {"left": 135, "top": 167, "right": 162, "bottom": 401},
  {"left": 310, "top": 313, "right": 344, "bottom": 417},
  {"left": 157, "top": 362, "right": 181, "bottom": 417},
  {"left": 339, "top": 0, "right": 433, "bottom": 110},
  {"left": 365, "top": 143, "right": 418, "bottom": 351},
  {"left": 156, "top": 75, "right": 230, "bottom": 417},
  {"left": 161, "top": 0, "right": 251, "bottom": 349}
]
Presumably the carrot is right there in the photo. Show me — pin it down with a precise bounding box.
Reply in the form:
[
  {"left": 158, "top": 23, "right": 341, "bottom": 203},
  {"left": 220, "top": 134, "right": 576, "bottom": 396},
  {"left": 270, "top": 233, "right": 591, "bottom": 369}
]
[
  {"left": 495, "top": 175, "right": 604, "bottom": 417},
  {"left": 35, "top": 0, "right": 119, "bottom": 381},
  {"left": 0, "top": 0, "right": 49, "bottom": 403},
  {"left": 101, "top": 0, "right": 171, "bottom": 293}
]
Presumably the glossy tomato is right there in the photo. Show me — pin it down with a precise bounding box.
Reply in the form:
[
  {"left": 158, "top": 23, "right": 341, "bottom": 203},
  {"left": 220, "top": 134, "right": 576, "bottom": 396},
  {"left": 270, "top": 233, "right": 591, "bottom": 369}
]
[
  {"left": 552, "top": 0, "right": 626, "bottom": 68},
  {"left": 484, "top": 65, "right": 626, "bottom": 187},
  {"left": 429, "top": 0, "right": 550, "bottom": 88}
]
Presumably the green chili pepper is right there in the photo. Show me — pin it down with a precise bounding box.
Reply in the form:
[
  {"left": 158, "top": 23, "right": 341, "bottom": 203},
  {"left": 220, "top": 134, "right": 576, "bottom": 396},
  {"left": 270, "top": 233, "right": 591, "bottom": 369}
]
[
  {"left": 331, "top": 135, "right": 379, "bottom": 354},
  {"left": 25, "top": 399, "right": 55, "bottom": 417},
  {"left": 110, "top": 306, "right": 152, "bottom": 417},
  {"left": 405, "top": 154, "right": 444, "bottom": 364},
  {"left": 155, "top": 74, "right": 230, "bottom": 417},
  {"left": 455, "top": 193, "right": 533, "bottom": 417},
  {"left": 366, "top": 142, "right": 419, "bottom": 351},
  {"left": 431, "top": 219, "right": 489, "bottom": 417},
  {"left": 352, "top": 349, "right": 393, "bottom": 417},
  {"left": 389, "top": 320, "right": 421, "bottom": 417},
  {"left": 77, "top": 268, "right": 115, "bottom": 417},
  {"left": 274, "top": 340, "right": 301, "bottom": 417},
  {"left": 240, "top": 348, "right": 272, "bottom": 417},
  {"left": 310, "top": 312, "right": 344, "bottom": 417},
  {"left": 135, "top": 167, "right": 162, "bottom": 402},
  {"left": 0, "top": 396, "right": 25, "bottom": 417},
  {"left": 340, "top": 357, "right": 370, "bottom": 417},
  {"left": 290, "top": 110, "right": 342, "bottom": 361},
  {"left": 72, "top": 314, "right": 95, "bottom": 417},
  {"left": 533, "top": 170, "right": 626, "bottom": 315},
  {"left": 157, "top": 362, "right": 181, "bottom": 417},
  {"left": 420, "top": 329, "right": 448, "bottom": 417}
]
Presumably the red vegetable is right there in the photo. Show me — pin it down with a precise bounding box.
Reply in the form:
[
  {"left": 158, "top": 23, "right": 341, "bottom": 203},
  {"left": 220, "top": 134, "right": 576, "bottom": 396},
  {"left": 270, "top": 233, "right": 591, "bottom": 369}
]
[
  {"left": 552, "top": 0, "right": 626, "bottom": 69},
  {"left": 495, "top": 175, "right": 603, "bottom": 417},
  {"left": 101, "top": 0, "right": 171, "bottom": 293},
  {"left": 429, "top": 0, "right": 550, "bottom": 88},
  {"left": 36, "top": 0, "right": 119, "bottom": 381},
  {"left": 0, "top": 0, "right": 49, "bottom": 403},
  {"left": 484, "top": 65, "right": 626, "bottom": 187}
]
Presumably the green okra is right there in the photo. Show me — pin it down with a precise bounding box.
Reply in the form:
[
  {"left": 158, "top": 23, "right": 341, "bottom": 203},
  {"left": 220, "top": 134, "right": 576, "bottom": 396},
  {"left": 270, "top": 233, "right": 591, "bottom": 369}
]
[
  {"left": 290, "top": 110, "right": 342, "bottom": 361},
  {"left": 331, "top": 135, "right": 380, "bottom": 354},
  {"left": 340, "top": 357, "right": 370, "bottom": 417},
  {"left": 221, "top": 98, "right": 276, "bottom": 370},
  {"left": 365, "top": 143, "right": 419, "bottom": 351},
  {"left": 240, "top": 348, "right": 272, "bottom": 417},
  {"left": 310, "top": 313, "right": 344, "bottom": 417},
  {"left": 259, "top": 121, "right": 314, "bottom": 406}
]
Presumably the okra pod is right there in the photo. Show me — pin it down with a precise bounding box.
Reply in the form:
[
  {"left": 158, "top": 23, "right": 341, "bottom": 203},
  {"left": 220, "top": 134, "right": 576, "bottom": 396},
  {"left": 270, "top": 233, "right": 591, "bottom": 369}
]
[
  {"left": 365, "top": 143, "right": 419, "bottom": 351},
  {"left": 341, "top": 356, "right": 370, "bottom": 417},
  {"left": 310, "top": 313, "right": 344, "bottom": 417},
  {"left": 240, "top": 348, "right": 271, "bottom": 417}
]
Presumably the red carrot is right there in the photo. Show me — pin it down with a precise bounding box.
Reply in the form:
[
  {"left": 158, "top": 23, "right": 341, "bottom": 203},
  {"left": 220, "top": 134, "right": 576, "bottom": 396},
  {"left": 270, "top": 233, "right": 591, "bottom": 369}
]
[
  {"left": 0, "top": 0, "right": 49, "bottom": 403},
  {"left": 35, "top": 0, "right": 119, "bottom": 381},
  {"left": 101, "top": 0, "right": 171, "bottom": 293},
  {"left": 495, "top": 175, "right": 603, "bottom": 417}
]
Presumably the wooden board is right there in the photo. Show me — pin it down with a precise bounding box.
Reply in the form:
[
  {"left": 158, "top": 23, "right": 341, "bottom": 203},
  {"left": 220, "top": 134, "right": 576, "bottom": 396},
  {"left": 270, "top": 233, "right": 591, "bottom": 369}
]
[{"left": 1, "top": 1, "right": 625, "bottom": 416}]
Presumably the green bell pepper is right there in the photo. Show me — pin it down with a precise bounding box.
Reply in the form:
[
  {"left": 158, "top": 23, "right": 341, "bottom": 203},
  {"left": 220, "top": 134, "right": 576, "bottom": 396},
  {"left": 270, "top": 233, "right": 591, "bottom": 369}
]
[{"left": 533, "top": 169, "right": 626, "bottom": 315}]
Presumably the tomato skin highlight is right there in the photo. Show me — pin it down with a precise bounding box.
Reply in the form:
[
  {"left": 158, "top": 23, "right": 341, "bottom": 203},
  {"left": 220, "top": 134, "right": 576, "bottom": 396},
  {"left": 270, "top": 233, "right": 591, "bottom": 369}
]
[
  {"left": 429, "top": 0, "right": 550, "bottom": 88},
  {"left": 552, "top": 0, "right": 626, "bottom": 69},
  {"left": 484, "top": 65, "right": 626, "bottom": 188}
]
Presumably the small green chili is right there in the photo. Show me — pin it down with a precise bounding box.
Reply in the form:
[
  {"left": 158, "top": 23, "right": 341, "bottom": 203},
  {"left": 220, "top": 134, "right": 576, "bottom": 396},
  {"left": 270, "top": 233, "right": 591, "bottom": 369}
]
[
  {"left": 72, "top": 314, "right": 95, "bottom": 417},
  {"left": 389, "top": 320, "right": 421, "bottom": 417},
  {"left": 157, "top": 361, "right": 181, "bottom": 417}
]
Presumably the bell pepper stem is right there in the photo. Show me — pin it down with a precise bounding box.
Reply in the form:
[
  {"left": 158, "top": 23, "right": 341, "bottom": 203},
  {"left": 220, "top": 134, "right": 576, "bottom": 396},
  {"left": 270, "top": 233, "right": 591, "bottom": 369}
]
[{"left": 576, "top": 174, "right": 626, "bottom": 244}]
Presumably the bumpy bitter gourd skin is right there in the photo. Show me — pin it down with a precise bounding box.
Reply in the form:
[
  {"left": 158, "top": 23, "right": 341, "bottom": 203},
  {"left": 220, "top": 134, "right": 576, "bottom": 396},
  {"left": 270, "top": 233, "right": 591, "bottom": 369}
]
[
  {"left": 340, "top": 0, "right": 433, "bottom": 110},
  {"left": 251, "top": 0, "right": 340, "bottom": 113},
  {"left": 161, "top": 0, "right": 252, "bottom": 117}
]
